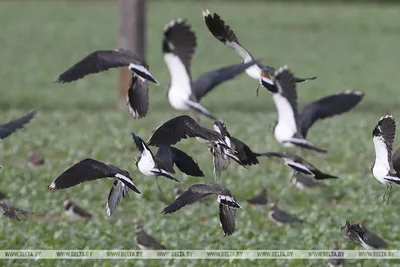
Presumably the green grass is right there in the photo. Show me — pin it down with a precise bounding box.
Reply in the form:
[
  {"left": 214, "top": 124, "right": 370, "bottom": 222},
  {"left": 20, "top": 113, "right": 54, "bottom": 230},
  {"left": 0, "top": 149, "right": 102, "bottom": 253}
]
[{"left": 0, "top": 1, "right": 400, "bottom": 266}]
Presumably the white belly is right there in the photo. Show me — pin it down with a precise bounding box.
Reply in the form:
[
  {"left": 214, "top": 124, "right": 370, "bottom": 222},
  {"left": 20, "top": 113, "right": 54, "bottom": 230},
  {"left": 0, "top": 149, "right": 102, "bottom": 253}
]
[
  {"left": 268, "top": 211, "right": 283, "bottom": 227},
  {"left": 245, "top": 64, "right": 261, "bottom": 80},
  {"left": 168, "top": 88, "right": 190, "bottom": 110},
  {"left": 372, "top": 164, "right": 390, "bottom": 184},
  {"left": 274, "top": 122, "right": 295, "bottom": 144},
  {"left": 137, "top": 148, "right": 156, "bottom": 176}
]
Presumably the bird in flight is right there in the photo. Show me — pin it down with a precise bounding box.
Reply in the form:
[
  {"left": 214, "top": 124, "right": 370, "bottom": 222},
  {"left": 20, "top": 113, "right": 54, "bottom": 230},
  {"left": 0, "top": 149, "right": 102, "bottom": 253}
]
[
  {"left": 0, "top": 202, "right": 33, "bottom": 221},
  {"left": 0, "top": 111, "right": 37, "bottom": 140}
]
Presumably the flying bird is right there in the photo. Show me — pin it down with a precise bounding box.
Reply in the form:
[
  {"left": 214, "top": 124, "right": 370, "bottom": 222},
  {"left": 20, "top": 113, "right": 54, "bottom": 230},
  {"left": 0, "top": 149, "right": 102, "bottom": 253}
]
[
  {"left": 202, "top": 9, "right": 316, "bottom": 89},
  {"left": 162, "top": 18, "right": 258, "bottom": 120},
  {"left": 0, "top": 111, "right": 37, "bottom": 139},
  {"left": 268, "top": 200, "right": 303, "bottom": 226},
  {"left": 371, "top": 115, "right": 400, "bottom": 204},
  {"left": 258, "top": 152, "right": 337, "bottom": 180},
  {"left": 260, "top": 66, "right": 364, "bottom": 153},
  {"left": 0, "top": 202, "right": 33, "bottom": 221},
  {"left": 48, "top": 158, "right": 141, "bottom": 216},
  {"left": 291, "top": 172, "right": 327, "bottom": 190},
  {"left": 358, "top": 221, "right": 388, "bottom": 250},
  {"left": 246, "top": 187, "right": 268, "bottom": 206},
  {"left": 136, "top": 225, "right": 166, "bottom": 250},
  {"left": 63, "top": 196, "right": 92, "bottom": 220},
  {"left": 328, "top": 242, "right": 345, "bottom": 267},
  {"left": 341, "top": 221, "right": 367, "bottom": 245}
]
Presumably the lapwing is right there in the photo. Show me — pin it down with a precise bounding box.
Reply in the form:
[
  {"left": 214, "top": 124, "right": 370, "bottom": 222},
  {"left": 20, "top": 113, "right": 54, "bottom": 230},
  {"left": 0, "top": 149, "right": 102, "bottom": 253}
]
[
  {"left": 162, "top": 18, "right": 258, "bottom": 120},
  {"left": 0, "top": 191, "right": 7, "bottom": 200},
  {"left": 261, "top": 66, "right": 364, "bottom": 153},
  {"left": 63, "top": 196, "right": 92, "bottom": 220},
  {"left": 126, "top": 75, "right": 150, "bottom": 119},
  {"left": 202, "top": 9, "right": 316, "bottom": 91},
  {"left": 106, "top": 180, "right": 131, "bottom": 217},
  {"left": 358, "top": 221, "right": 389, "bottom": 249},
  {"left": 163, "top": 183, "right": 242, "bottom": 236},
  {"left": 371, "top": 115, "right": 400, "bottom": 204},
  {"left": 341, "top": 221, "right": 367, "bottom": 245},
  {"left": 209, "top": 141, "right": 245, "bottom": 180},
  {"left": 291, "top": 172, "right": 327, "bottom": 190},
  {"left": 0, "top": 111, "right": 37, "bottom": 139},
  {"left": 268, "top": 200, "right": 303, "bottom": 227},
  {"left": 48, "top": 158, "right": 141, "bottom": 216},
  {"left": 0, "top": 202, "right": 33, "bottom": 221},
  {"left": 246, "top": 187, "right": 268, "bottom": 206},
  {"left": 258, "top": 152, "right": 337, "bottom": 180},
  {"left": 328, "top": 242, "right": 345, "bottom": 267},
  {"left": 27, "top": 151, "right": 44, "bottom": 167},
  {"left": 135, "top": 225, "right": 166, "bottom": 250}
]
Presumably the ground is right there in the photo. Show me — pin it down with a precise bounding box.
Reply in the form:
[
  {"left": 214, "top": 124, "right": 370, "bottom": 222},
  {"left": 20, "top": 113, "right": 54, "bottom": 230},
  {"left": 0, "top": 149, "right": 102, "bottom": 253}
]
[{"left": 0, "top": 1, "right": 400, "bottom": 266}]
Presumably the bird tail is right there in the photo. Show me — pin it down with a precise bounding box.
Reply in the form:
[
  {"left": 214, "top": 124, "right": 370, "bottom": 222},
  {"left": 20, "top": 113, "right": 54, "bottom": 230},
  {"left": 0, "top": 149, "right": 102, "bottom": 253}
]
[
  {"left": 294, "top": 76, "right": 317, "bottom": 83},
  {"left": 314, "top": 171, "right": 338, "bottom": 180},
  {"left": 287, "top": 138, "right": 327, "bottom": 154}
]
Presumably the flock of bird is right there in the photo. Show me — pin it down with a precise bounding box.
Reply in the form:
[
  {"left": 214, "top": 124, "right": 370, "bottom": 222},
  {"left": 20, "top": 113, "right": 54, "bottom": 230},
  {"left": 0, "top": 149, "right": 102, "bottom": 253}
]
[{"left": 0, "top": 8, "right": 397, "bottom": 258}]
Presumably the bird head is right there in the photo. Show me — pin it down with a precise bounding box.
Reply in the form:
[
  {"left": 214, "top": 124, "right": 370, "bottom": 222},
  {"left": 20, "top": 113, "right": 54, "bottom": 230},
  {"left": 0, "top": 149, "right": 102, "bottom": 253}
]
[
  {"left": 135, "top": 224, "right": 144, "bottom": 233},
  {"left": 372, "top": 125, "right": 381, "bottom": 137}
]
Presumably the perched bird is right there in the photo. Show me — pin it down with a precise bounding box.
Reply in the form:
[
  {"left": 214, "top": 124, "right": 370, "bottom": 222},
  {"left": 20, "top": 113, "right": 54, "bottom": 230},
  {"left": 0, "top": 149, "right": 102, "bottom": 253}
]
[
  {"left": 136, "top": 225, "right": 166, "bottom": 250},
  {"left": 291, "top": 172, "right": 327, "bottom": 190},
  {"left": 371, "top": 115, "right": 400, "bottom": 204},
  {"left": 328, "top": 242, "right": 345, "bottom": 267},
  {"left": 0, "top": 202, "right": 33, "bottom": 221},
  {"left": 162, "top": 18, "right": 258, "bottom": 120},
  {"left": 341, "top": 221, "right": 367, "bottom": 245},
  {"left": 63, "top": 196, "right": 92, "bottom": 220},
  {"left": 131, "top": 132, "right": 181, "bottom": 183},
  {"left": 54, "top": 49, "right": 159, "bottom": 85},
  {"left": 0, "top": 111, "right": 37, "bottom": 139},
  {"left": 0, "top": 191, "right": 7, "bottom": 200},
  {"left": 260, "top": 66, "right": 364, "bottom": 153},
  {"left": 268, "top": 200, "right": 303, "bottom": 226},
  {"left": 27, "top": 151, "right": 45, "bottom": 167},
  {"left": 162, "top": 183, "right": 242, "bottom": 236},
  {"left": 258, "top": 152, "right": 337, "bottom": 180},
  {"left": 48, "top": 158, "right": 141, "bottom": 216},
  {"left": 358, "top": 221, "right": 389, "bottom": 250},
  {"left": 202, "top": 9, "right": 316, "bottom": 87},
  {"left": 246, "top": 187, "right": 268, "bottom": 206}
]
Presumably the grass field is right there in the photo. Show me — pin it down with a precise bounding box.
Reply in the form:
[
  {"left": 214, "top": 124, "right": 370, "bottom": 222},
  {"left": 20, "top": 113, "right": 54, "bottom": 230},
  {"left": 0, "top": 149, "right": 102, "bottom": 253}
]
[{"left": 1, "top": 1, "right": 400, "bottom": 266}]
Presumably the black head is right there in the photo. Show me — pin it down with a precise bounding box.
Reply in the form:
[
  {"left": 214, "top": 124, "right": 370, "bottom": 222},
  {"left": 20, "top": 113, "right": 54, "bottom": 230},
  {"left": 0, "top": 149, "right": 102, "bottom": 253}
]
[
  {"left": 372, "top": 125, "right": 381, "bottom": 137},
  {"left": 131, "top": 132, "right": 145, "bottom": 153}
]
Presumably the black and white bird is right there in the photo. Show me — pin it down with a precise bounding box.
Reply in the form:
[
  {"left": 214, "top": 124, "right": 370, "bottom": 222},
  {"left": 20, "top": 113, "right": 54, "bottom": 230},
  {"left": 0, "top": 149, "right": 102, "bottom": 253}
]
[
  {"left": 0, "top": 202, "right": 32, "bottom": 221},
  {"left": 268, "top": 200, "right": 303, "bottom": 227},
  {"left": 131, "top": 132, "right": 181, "bottom": 183},
  {"left": 371, "top": 115, "right": 400, "bottom": 204},
  {"left": 135, "top": 225, "right": 166, "bottom": 250},
  {"left": 341, "top": 221, "right": 367, "bottom": 245},
  {"left": 209, "top": 141, "right": 245, "bottom": 180},
  {"left": 246, "top": 187, "right": 268, "bottom": 206},
  {"left": 328, "top": 242, "right": 345, "bottom": 267},
  {"left": 258, "top": 152, "right": 337, "bottom": 180},
  {"left": 358, "top": 221, "right": 388, "bottom": 250},
  {"left": 126, "top": 75, "right": 150, "bottom": 119},
  {"left": 162, "top": 18, "right": 258, "bottom": 120},
  {"left": 260, "top": 66, "right": 364, "bottom": 153},
  {"left": 63, "top": 196, "right": 92, "bottom": 220},
  {"left": 0, "top": 111, "right": 37, "bottom": 139},
  {"left": 291, "top": 172, "right": 327, "bottom": 190},
  {"left": 202, "top": 9, "right": 316, "bottom": 88},
  {"left": 48, "top": 158, "right": 141, "bottom": 216},
  {"left": 162, "top": 183, "right": 242, "bottom": 236}
]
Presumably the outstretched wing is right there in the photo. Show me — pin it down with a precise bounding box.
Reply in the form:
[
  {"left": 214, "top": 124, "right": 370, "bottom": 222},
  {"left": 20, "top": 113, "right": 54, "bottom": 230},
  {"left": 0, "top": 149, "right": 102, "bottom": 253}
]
[
  {"left": 106, "top": 181, "right": 130, "bottom": 217},
  {"left": 219, "top": 203, "right": 236, "bottom": 236},
  {"left": 127, "top": 75, "right": 149, "bottom": 119},
  {"left": 0, "top": 111, "right": 36, "bottom": 139},
  {"left": 170, "top": 146, "right": 204, "bottom": 177}
]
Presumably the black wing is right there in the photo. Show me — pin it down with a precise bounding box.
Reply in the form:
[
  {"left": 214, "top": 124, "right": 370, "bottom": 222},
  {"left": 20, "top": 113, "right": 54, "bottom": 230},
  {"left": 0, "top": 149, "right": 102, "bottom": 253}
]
[
  {"left": 106, "top": 181, "right": 130, "bottom": 217},
  {"left": 299, "top": 91, "right": 364, "bottom": 137},
  {"left": 219, "top": 203, "right": 236, "bottom": 236},
  {"left": 54, "top": 49, "right": 139, "bottom": 83},
  {"left": 193, "top": 60, "right": 258, "bottom": 101},
  {"left": 373, "top": 115, "right": 396, "bottom": 159},
  {"left": 127, "top": 75, "right": 149, "bottom": 119},
  {"left": 170, "top": 146, "right": 204, "bottom": 177},
  {"left": 148, "top": 115, "right": 222, "bottom": 147},
  {"left": 231, "top": 137, "right": 259, "bottom": 166},
  {"left": 0, "top": 111, "right": 36, "bottom": 139},
  {"left": 154, "top": 146, "right": 175, "bottom": 173},
  {"left": 392, "top": 148, "right": 400, "bottom": 174}
]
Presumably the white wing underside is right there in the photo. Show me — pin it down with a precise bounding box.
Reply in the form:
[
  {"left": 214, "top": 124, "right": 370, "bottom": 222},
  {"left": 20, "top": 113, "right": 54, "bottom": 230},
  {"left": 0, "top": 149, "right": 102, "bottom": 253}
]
[
  {"left": 272, "top": 93, "right": 297, "bottom": 143},
  {"left": 227, "top": 41, "right": 261, "bottom": 79},
  {"left": 284, "top": 159, "right": 314, "bottom": 176},
  {"left": 372, "top": 136, "right": 393, "bottom": 181}
]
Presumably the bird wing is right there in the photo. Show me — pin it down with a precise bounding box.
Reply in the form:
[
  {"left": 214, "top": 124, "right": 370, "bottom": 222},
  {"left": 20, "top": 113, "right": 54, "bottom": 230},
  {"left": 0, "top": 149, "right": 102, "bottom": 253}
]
[
  {"left": 106, "top": 181, "right": 130, "bottom": 217},
  {"left": 373, "top": 115, "right": 396, "bottom": 173},
  {"left": 127, "top": 75, "right": 149, "bottom": 119},
  {"left": 107, "top": 164, "right": 141, "bottom": 194},
  {"left": 219, "top": 203, "right": 236, "bottom": 236},
  {"left": 0, "top": 111, "right": 36, "bottom": 139},
  {"left": 192, "top": 60, "right": 259, "bottom": 101},
  {"left": 230, "top": 137, "right": 259, "bottom": 166},
  {"left": 154, "top": 146, "right": 175, "bottom": 173},
  {"left": 136, "top": 231, "right": 165, "bottom": 249},
  {"left": 392, "top": 148, "right": 400, "bottom": 174},
  {"left": 364, "top": 230, "right": 389, "bottom": 249},
  {"left": 298, "top": 91, "right": 364, "bottom": 138},
  {"left": 212, "top": 145, "right": 225, "bottom": 180},
  {"left": 170, "top": 146, "right": 204, "bottom": 177},
  {"left": 162, "top": 184, "right": 213, "bottom": 214},
  {"left": 147, "top": 115, "right": 223, "bottom": 147},
  {"left": 71, "top": 203, "right": 92, "bottom": 218}
]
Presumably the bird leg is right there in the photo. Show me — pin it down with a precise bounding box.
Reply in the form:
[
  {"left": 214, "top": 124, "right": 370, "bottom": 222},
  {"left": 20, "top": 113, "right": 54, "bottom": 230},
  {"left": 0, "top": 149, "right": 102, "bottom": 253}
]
[
  {"left": 256, "top": 83, "right": 260, "bottom": 97},
  {"left": 290, "top": 171, "right": 297, "bottom": 183},
  {"left": 387, "top": 184, "right": 392, "bottom": 205},
  {"left": 382, "top": 184, "right": 389, "bottom": 204}
]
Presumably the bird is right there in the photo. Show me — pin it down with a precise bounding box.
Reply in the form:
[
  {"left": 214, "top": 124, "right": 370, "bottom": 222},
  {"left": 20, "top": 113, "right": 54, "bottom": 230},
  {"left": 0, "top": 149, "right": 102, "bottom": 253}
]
[
  {"left": 53, "top": 49, "right": 159, "bottom": 85},
  {"left": 126, "top": 75, "right": 150, "bottom": 119},
  {"left": 162, "top": 18, "right": 258, "bottom": 120},
  {"left": 131, "top": 132, "right": 181, "bottom": 183},
  {"left": 268, "top": 200, "right": 303, "bottom": 226},
  {"left": 63, "top": 196, "right": 92, "bottom": 220},
  {"left": 135, "top": 224, "right": 166, "bottom": 250},
  {"left": 0, "top": 202, "right": 33, "bottom": 221},
  {"left": 0, "top": 191, "right": 7, "bottom": 200},
  {"left": 202, "top": 9, "right": 316, "bottom": 88},
  {"left": 162, "top": 183, "right": 242, "bottom": 235},
  {"left": 291, "top": 172, "right": 327, "bottom": 190},
  {"left": 246, "top": 187, "right": 268, "bottom": 206},
  {"left": 371, "top": 115, "right": 400, "bottom": 204},
  {"left": 260, "top": 66, "right": 364, "bottom": 153},
  {"left": 0, "top": 111, "right": 37, "bottom": 139},
  {"left": 341, "top": 221, "right": 367, "bottom": 245},
  {"left": 258, "top": 152, "right": 337, "bottom": 180},
  {"left": 48, "top": 158, "right": 141, "bottom": 216},
  {"left": 27, "top": 151, "right": 45, "bottom": 167},
  {"left": 358, "top": 221, "right": 389, "bottom": 250},
  {"left": 328, "top": 242, "right": 345, "bottom": 267}
]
